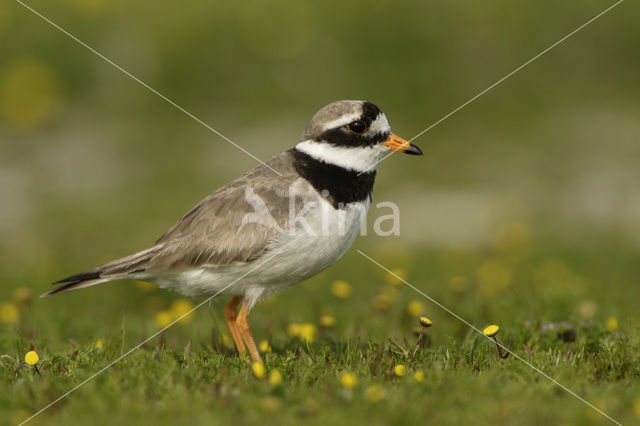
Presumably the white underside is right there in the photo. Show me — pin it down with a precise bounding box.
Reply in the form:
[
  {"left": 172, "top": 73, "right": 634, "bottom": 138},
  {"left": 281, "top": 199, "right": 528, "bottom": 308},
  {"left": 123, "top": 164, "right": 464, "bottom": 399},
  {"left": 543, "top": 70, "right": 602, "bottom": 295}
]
[{"left": 147, "top": 197, "right": 370, "bottom": 307}]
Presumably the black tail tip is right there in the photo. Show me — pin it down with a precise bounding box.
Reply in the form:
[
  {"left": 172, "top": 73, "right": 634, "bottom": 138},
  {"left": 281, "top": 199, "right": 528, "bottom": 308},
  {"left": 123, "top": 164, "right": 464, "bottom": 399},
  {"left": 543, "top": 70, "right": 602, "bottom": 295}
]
[{"left": 53, "top": 271, "right": 101, "bottom": 285}]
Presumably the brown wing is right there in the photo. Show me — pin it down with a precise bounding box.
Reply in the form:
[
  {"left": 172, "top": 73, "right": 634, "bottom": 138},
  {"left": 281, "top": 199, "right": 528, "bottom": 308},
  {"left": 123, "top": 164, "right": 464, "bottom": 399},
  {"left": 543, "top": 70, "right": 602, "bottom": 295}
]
[
  {"left": 45, "top": 150, "right": 313, "bottom": 296},
  {"left": 145, "top": 150, "right": 305, "bottom": 269}
]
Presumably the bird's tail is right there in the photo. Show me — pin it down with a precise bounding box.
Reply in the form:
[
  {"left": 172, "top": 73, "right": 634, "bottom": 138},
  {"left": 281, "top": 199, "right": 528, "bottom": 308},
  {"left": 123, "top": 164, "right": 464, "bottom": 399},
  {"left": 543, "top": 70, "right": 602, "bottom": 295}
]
[
  {"left": 42, "top": 271, "right": 111, "bottom": 296},
  {"left": 42, "top": 245, "right": 164, "bottom": 297}
]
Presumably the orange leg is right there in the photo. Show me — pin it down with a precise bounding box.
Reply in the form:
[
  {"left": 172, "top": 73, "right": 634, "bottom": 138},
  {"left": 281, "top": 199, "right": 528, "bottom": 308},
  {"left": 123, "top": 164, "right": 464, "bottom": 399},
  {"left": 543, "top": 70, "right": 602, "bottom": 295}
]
[
  {"left": 224, "top": 296, "right": 246, "bottom": 356},
  {"left": 236, "top": 299, "right": 261, "bottom": 362}
]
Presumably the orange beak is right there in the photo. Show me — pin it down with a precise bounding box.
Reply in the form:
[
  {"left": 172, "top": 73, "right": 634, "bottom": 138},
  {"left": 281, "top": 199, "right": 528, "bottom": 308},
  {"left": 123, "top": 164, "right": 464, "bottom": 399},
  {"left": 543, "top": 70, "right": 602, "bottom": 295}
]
[{"left": 382, "top": 133, "right": 423, "bottom": 155}]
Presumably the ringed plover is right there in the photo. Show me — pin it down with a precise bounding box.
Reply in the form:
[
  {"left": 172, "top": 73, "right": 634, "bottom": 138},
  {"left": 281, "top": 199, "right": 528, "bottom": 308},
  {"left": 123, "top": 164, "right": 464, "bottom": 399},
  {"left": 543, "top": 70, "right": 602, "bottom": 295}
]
[{"left": 44, "top": 100, "right": 422, "bottom": 361}]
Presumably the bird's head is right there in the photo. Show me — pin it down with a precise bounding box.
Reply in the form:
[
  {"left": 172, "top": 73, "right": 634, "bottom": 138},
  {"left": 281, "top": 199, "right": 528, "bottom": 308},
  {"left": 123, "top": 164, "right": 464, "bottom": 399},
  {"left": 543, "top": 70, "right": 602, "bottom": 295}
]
[{"left": 295, "top": 100, "right": 422, "bottom": 173}]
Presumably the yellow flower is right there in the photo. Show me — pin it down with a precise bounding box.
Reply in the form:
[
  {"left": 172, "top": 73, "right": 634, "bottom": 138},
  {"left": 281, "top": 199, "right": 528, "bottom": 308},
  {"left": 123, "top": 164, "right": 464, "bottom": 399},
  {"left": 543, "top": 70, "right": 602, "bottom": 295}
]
[
  {"left": 483, "top": 324, "right": 500, "bottom": 337},
  {"left": 154, "top": 310, "right": 173, "bottom": 328},
  {"left": 331, "top": 280, "right": 352, "bottom": 298},
  {"left": 0, "top": 302, "right": 19, "bottom": 324},
  {"left": 269, "top": 369, "right": 283, "bottom": 386},
  {"left": 364, "top": 384, "right": 386, "bottom": 402},
  {"left": 319, "top": 315, "right": 336, "bottom": 327},
  {"left": 605, "top": 317, "right": 618, "bottom": 332},
  {"left": 299, "top": 323, "right": 317, "bottom": 343},
  {"left": 221, "top": 333, "right": 234, "bottom": 348},
  {"left": 340, "top": 372, "right": 357, "bottom": 389},
  {"left": 419, "top": 316, "right": 433, "bottom": 328},
  {"left": 24, "top": 350, "right": 39, "bottom": 366},
  {"left": 406, "top": 300, "right": 425, "bottom": 317},
  {"left": 13, "top": 287, "right": 33, "bottom": 305},
  {"left": 95, "top": 339, "right": 104, "bottom": 350},
  {"left": 384, "top": 268, "right": 407, "bottom": 286},
  {"left": 259, "top": 340, "right": 272, "bottom": 353},
  {"left": 413, "top": 371, "right": 425, "bottom": 383},
  {"left": 288, "top": 323, "right": 316, "bottom": 343},
  {"left": 170, "top": 299, "right": 194, "bottom": 323},
  {"left": 393, "top": 364, "right": 406, "bottom": 377},
  {"left": 252, "top": 361, "right": 266, "bottom": 379},
  {"left": 287, "top": 323, "right": 301, "bottom": 336},
  {"left": 477, "top": 258, "right": 513, "bottom": 294}
]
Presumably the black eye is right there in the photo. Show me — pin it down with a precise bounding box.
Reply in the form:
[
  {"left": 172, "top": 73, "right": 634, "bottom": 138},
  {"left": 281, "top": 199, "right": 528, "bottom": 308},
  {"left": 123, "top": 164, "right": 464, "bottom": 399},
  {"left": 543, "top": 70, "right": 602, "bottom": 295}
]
[{"left": 347, "top": 120, "right": 367, "bottom": 134}]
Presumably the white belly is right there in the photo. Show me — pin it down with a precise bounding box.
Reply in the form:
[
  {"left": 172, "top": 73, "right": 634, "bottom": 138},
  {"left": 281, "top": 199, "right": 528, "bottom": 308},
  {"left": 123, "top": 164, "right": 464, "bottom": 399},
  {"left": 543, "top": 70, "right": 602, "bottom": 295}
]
[{"left": 152, "top": 198, "right": 370, "bottom": 303}]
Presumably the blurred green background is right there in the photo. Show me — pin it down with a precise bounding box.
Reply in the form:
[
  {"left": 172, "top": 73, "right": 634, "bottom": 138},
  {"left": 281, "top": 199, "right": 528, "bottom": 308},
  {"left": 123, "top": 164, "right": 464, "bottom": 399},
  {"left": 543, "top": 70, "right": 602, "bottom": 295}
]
[{"left": 1, "top": 0, "right": 640, "bottom": 424}]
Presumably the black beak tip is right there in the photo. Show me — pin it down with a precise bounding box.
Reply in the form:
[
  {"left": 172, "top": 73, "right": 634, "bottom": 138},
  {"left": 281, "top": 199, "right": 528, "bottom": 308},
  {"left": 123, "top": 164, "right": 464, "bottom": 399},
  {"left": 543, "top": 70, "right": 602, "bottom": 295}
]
[{"left": 405, "top": 143, "right": 423, "bottom": 155}]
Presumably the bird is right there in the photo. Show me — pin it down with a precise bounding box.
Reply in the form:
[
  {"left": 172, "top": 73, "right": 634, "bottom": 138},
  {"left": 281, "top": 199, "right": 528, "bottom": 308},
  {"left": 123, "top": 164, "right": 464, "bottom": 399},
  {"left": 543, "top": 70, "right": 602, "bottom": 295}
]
[{"left": 43, "top": 100, "right": 422, "bottom": 362}]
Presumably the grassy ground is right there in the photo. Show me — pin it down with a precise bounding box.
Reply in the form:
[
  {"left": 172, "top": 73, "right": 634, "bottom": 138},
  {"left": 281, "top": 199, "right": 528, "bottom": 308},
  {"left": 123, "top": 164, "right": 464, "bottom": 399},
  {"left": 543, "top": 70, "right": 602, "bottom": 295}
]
[
  {"left": 2, "top": 239, "right": 639, "bottom": 426},
  {"left": 2, "top": 3, "right": 639, "bottom": 424}
]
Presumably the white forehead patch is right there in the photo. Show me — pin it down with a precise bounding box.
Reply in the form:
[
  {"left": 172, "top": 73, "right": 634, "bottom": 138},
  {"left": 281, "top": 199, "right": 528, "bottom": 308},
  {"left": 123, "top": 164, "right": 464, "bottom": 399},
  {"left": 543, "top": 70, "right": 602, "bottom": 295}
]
[
  {"left": 368, "top": 113, "right": 390, "bottom": 135},
  {"left": 321, "top": 112, "right": 361, "bottom": 132}
]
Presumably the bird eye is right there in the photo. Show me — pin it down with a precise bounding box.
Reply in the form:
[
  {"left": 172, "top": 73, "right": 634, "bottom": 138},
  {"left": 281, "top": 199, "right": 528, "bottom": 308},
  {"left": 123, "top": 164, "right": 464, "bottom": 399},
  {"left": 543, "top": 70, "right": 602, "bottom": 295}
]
[{"left": 347, "top": 120, "right": 367, "bottom": 134}]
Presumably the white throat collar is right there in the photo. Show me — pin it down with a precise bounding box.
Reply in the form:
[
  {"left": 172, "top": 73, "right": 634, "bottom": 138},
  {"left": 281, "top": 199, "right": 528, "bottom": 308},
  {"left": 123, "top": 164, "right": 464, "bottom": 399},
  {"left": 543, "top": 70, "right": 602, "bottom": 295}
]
[{"left": 295, "top": 140, "right": 386, "bottom": 173}]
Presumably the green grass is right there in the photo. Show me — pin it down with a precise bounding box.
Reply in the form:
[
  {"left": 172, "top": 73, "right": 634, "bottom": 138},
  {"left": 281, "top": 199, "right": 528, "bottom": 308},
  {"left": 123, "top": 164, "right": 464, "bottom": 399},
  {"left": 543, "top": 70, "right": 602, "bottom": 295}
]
[
  {"left": 2, "top": 243, "right": 639, "bottom": 426},
  {"left": 2, "top": 0, "right": 640, "bottom": 424}
]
